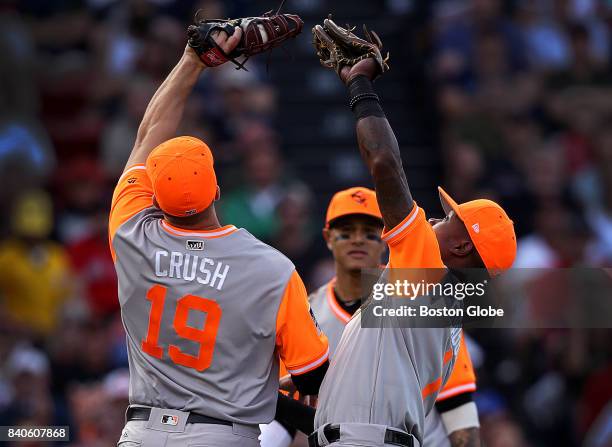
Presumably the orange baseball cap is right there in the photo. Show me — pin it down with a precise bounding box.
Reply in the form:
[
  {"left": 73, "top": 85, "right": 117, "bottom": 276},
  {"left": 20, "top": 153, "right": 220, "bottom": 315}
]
[
  {"left": 438, "top": 186, "right": 516, "bottom": 275},
  {"left": 325, "top": 187, "right": 382, "bottom": 227},
  {"left": 146, "top": 136, "right": 217, "bottom": 217}
]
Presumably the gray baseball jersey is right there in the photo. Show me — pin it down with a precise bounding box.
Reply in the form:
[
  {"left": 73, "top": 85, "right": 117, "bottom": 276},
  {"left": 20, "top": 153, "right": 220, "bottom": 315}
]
[
  {"left": 314, "top": 205, "right": 462, "bottom": 443},
  {"left": 308, "top": 279, "right": 350, "bottom": 356},
  {"left": 309, "top": 278, "right": 458, "bottom": 446},
  {"left": 110, "top": 166, "right": 329, "bottom": 425}
]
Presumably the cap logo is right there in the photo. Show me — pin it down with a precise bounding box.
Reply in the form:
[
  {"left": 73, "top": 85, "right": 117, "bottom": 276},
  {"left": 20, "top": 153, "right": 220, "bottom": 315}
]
[
  {"left": 472, "top": 223, "right": 480, "bottom": 233},
  {"left": 351, "top": 191, "right": 367, "bottom": 206},
  {"left": 161, "top": 415, "right": 178, "bottom": 426}
]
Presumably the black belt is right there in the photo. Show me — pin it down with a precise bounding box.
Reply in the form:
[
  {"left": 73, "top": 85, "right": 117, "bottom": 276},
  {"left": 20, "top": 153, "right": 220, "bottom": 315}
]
[
  {"left": 309, "top": 424, "right": 414, "bottom": 447},
  {"left": 126, "top": 407, "right": 232, "bottom": 426}
]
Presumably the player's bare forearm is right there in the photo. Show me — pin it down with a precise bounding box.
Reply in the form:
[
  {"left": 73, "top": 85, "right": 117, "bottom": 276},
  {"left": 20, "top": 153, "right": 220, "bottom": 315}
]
[
  {"left": 449, "top": 428, "right": 481, "bottom": 447},
  {"left": 311, "top": 20, "right": 412, "bottom": 228},
  {"left": 125, "top": 49, "right": 205, "bottom": 169},
  {"left": 356, "top": 115, "right": 414, "bottom": 229}
]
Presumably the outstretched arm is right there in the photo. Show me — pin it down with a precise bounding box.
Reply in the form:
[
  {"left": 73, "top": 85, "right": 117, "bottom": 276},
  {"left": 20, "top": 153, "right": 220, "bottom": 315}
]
[
  {"left": 355, "top": 111, "right": 413, "bottom": 229},
  {"left": 123, "top": 30, "right": 242, "bottom": 171},
  {"left": 312, "top": 20, "right": 414, "bottom": 229},
  {"left": 341, "top": 64, "right": 414, "bottom": 230}
]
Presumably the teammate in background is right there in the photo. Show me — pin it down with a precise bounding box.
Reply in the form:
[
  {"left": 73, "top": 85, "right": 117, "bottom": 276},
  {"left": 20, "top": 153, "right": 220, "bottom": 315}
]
[
  {"left": 310, "top": 19, "right": 517, "bottom": 447},
  {"left": 109, "top": 30, "right": 328, "bottom": 447},
  {"left": 263, "top": 187, "right": 481, "bottom": 447}
]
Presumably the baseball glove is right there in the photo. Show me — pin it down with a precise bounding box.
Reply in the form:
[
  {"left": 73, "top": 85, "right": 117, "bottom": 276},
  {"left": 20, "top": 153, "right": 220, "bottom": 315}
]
[
  {"left": 187, "top": 4, "right": 303, "bottom": 70},
  {"left": 312, "top": 16, "right": 389, "bottom": 77}
]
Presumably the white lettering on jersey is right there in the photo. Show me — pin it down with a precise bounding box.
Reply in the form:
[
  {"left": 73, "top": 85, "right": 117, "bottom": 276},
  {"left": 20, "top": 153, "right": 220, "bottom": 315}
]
[
  {"left": 197, "top": 258, "right": 214, "bottom": 285},
  {"left": 183, "top": 254, "right": 198, "bottom": 281},
  {"left": 169, "top": 252, "right": 183, "bottom": 278},
  {"left": 155, "top": 250, "right": 168, "bottom": 276},
  {"left": 210, "top": 263, "right": 230, "bottom": 289},
  {"left": 154, "top": 251, "right": 230, "bottom": 291}
]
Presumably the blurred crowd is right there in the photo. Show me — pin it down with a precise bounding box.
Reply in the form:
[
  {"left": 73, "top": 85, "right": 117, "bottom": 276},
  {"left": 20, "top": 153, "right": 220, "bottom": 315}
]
[
  {"left": 0, "top": 0, "right": 610, "bottom": 446},
  {"left": 0, "top": 0, "right": 326, "bottom": 445},
  {"left": 431, "top": 1, "right": 612, "bottom": 446}
]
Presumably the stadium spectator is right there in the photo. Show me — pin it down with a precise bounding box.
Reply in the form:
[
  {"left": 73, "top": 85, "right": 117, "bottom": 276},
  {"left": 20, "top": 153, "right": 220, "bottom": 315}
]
[
  {"left": 54, "top": 158, "right": 108, "bottom": 244},
  {"left": 272, "top": 185, "right": 325, "bottom": 285},
  {"left": 67, "top": 205, "right": 118, "bottom": 318},
  {"left": 0, "top": 190, "right": 73, "bottom": 337},
  {"left": 219, "top": 125, "right": 307, "bottom": 242},
  {"left": 100, "top": 76, "right": 157, "bottom": 177},
  {"left": 0, "top": 345, "right": 54, "bottom": 428}
]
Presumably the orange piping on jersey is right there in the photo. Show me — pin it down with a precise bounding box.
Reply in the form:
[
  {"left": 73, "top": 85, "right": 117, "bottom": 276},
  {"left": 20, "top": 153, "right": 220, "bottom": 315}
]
[
  {"left": 286, "top": 346, "right": 330, "bottom": 375},
  {"left": 422, "top": 377, "right": 443, "bottom": 399},
  {"left": 436, "top": 383, "right": 477, "bottom": 401},
  {"left": 120, "top": 164, "right": 147, "bottom": 179},
  {"left": 381, "top": 204, "right": 419, "bottom": 244},
  {"left": 443, "top": 348, "right": 453, "bottom": 364},
  {"left": 421, "top": 349, "right": 455, "bottom": 400},
  {"left": 326, "top": 278, "right": 351, "bottom": 324},
  {"left": 161, "top": 221, "right": 238, "bottom": 238}
]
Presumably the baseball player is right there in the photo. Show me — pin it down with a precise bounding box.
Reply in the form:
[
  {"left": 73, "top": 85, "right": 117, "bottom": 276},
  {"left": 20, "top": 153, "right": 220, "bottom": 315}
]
[
  {"left": 308, "top": 19, "right": 517, "bottom": 447},
  {"left": 263, "top": 188, "right": 481, "bottom": 447},
  {"left": 109, "top": 28, "right": 329, "bottom": 447}
]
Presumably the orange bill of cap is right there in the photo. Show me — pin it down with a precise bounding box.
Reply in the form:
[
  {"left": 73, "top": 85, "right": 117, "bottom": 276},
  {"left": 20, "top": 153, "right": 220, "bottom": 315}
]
[
  {"left": 146, "top": 136, "right": 217, "bottom": 217},
  {"left": 438, "top": 187, "right": 517, "bottom": 275},
  {"left": 325, "top": 187, "right": 382, "bottom": 227}
]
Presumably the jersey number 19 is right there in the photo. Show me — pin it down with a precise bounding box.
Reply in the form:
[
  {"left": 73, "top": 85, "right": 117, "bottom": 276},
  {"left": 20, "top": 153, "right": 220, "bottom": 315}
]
[{"left": 141, "top": 284, "right": 222, "bottom": 371}]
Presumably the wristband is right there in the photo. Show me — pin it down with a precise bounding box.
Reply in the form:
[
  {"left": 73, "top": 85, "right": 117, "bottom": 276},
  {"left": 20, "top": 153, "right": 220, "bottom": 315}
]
[
  {"left": 440, "top": 402, "right": 480, "bottom": 434},
  {"left": 347, "top": 75, "right": 385, "bottom": 119}
]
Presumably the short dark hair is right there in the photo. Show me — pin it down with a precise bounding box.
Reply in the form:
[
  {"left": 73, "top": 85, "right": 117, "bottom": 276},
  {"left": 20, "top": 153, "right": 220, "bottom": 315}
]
[
  {"left": 164, "top": 208, "right": 209, "bottom": 227},
  {"left": 328, "top": 214, "right": 384, "bottom": 230}
]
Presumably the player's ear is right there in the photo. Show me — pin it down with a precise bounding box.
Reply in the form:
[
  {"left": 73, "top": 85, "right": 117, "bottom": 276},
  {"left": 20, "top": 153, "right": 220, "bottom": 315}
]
[
  {"left": 214, "top": 185, "right": 221, "bottom": 201},
  {"left": 322, "top": 227, "right": 333, "bottom": 251},
  {"left": 449, "top": 238, "right": 474, "bottom": 258}
]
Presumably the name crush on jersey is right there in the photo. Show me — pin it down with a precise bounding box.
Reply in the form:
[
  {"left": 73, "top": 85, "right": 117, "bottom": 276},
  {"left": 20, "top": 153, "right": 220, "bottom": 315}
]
[{"left": 154, "top": 250, "right": 230, "bottom": 290}]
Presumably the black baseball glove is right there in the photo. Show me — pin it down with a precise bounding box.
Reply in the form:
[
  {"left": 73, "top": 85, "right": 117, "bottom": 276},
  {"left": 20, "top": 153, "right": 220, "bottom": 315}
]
[
  {"left": 187, "top": 6, "right": 303, "bottom": 70},
  {"left": 312, "top": 16, "right": 389, "bottom": 77}
]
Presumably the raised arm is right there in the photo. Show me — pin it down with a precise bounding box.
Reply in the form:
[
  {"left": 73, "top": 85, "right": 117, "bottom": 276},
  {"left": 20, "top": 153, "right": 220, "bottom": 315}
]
[
  {"left": 312, "top": 19, "right": 414, "bottom": 229},
  {"left": 352, "top": 90, "right": 414, "bottom": 229},
  {"left": 123, "top": 30, "right": 242, "bottom": 171}
]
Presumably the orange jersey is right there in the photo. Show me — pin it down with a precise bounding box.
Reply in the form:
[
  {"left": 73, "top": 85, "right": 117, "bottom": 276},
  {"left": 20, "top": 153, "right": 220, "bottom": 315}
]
[
  {"left": 275, "top": 271, "right": 330, "bottom": 375},
  {"left": 108, "top": 165, "right": 154, "bottom": 261},
  {"left": 381, "top": 204, "right": 445, "bottom": 269},
  {"left": 437, "top": 335, "right": 476, "bottom": 401}
]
